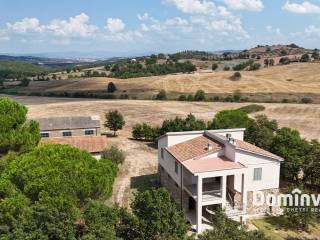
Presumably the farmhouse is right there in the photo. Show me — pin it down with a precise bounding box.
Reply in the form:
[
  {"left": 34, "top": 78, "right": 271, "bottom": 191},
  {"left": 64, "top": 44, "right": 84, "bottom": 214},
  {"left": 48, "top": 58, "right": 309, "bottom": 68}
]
[
  {"left": 36, "top": 116, "right": 106, "bottom": 158},
  {"left": 157, "top": 129, "right": 284, "bottom": 233}
]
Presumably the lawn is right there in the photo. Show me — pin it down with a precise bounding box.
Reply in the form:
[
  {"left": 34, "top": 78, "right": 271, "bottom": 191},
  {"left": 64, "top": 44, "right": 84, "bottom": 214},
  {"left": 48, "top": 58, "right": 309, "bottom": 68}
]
[{"left": 251, "top": 217, "right": 320, "bottom": 239}]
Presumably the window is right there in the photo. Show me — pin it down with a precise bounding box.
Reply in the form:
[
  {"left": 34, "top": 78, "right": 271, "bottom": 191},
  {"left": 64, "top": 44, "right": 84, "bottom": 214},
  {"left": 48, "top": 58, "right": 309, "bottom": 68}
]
[
  {"left": 85, "top": 129, "right": 94, "bottom": 135},
  {"left": 40, "top": 132, "right": 49, "bottom": 138},
  {"left": 161, "top": 148, "right": 164, "bottom": 159},
  {"left": 253, "top": 168, "right": 262, "bottom": 181},
  {"left": 175, "top": 161, "right": 179, "bottom": 174},
  {"left": 63, "top": 131, "right": 72, "bottom": 137}
]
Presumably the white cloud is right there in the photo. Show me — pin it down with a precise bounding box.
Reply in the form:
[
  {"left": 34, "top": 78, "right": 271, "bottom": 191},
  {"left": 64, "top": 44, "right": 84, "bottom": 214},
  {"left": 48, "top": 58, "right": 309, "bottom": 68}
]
[
  {"left": 282, "top": 1, "right": 320, "bottom": 14},
  {"left": 47, "top": 13, "right": 97, "bottom": 37},
  {"left": 224, "top": 0, "right": 264, "bottom": 12},
  {"left": 7, "top": 13, "right": 97, "bottom": 38},
  {"left": 106, "top": 18, "right": 126, "bottom": 33},
  {"left": 265, "top": 25, "right": 281, "bottom": 35},
  {"left": 165, "top": 0, "right": 216, "bottom": 14},
  {"left": 7, "top": 17, "right": 44, "bottom": 33},
  {"left": 305, "top": 25, "right": 320, "bottom": 35}
]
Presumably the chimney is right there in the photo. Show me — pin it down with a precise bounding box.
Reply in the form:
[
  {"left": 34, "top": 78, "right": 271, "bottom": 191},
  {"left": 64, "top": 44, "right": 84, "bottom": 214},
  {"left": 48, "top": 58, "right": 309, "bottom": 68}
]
[
  {"left": 207, "top": 143, "right": 213, "bottom": 151},
  {"left": 226, "top": 133, "right": 231, "bottom": 141}
]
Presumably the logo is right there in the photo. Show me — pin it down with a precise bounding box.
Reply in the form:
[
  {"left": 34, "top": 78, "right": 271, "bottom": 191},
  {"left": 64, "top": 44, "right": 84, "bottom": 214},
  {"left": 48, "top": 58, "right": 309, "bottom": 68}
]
[{"left": 252, "top": 188, "right": 320, "bottom": 211}]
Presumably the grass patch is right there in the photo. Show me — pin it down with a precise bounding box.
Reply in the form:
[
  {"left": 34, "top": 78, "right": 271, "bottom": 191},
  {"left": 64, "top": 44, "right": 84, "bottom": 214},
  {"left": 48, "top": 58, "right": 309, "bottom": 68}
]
[
  {"left": 251, "top": 217, "right": 320, "bottom": 240},
  {"left": 238, "top": 104, "right": 266, "bottom": 114},
  {"left": 130, "top": 174, "right": 158, "bottom": 194}
]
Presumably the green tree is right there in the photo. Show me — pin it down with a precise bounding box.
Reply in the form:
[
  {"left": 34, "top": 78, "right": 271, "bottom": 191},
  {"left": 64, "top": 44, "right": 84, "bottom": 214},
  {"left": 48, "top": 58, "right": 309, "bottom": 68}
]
[
  {"left": 3, "top": 144, "right": 118, "bottom": 204},
  {"left": 245, "top": 115, "right": 278, "bottom": 151},
  {"left": 271, "top": 128, "right": 309, "bottom": 181},
  {"left": 105, "top": 110, "right": 125, "bottom": 136},
  {"left": 282, "top": 186, "right": 316, "bottom": 230},
  {"left": 131, "top": 188, "right": 189, "bottom": 240},
  {"left": 107, "top": 82, "right": 117, "bottom": 93},
  {"left": 300, "top": 53, "right": 310, "bottom": 62},
  {"left": 101, "top": 144, "right": 126, "bottom": 165},
  {"left": 212, "top": 63, "right": 218, "bottom": 71},
  {"left": 208, "top": 110, "right": 253, "bottom": 130},
  {"left": 198, "top": 208, "right": 268, "bottom": 240},
  {"left": 312, "top": 49, "right": 319, "bottom": 60},
  {"left": 82, "top": 201, "right": 119, "bottom": 239},
  {"left": 156, "top": 90, "right": 167, "bottom": 100},
  {"left": 194, "top": 90, "right": 206, "bottom": 101},
  {"left": 0, "top": 97, "right": 40, "bottom": 155}
]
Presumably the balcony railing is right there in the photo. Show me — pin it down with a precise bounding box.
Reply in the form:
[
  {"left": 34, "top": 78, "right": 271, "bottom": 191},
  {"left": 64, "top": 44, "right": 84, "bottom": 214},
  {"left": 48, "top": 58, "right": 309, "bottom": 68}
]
[{"left": 184, "top": 181, "right": 222, "bottom": 202}]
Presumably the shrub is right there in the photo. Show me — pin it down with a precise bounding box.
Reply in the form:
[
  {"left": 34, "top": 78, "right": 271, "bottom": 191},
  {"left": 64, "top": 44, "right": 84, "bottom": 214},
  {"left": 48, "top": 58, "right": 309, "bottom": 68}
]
[
  {"left": 223, "top": 66, "right": 230, "bottom": 71},
  {"left": 132, "top": 123, "right": 160, "bottom": 141},
  {"left": 212, "top": 63, "right": 218, "bottom": 71},
  {"left": 279, "top": 57, "right": 290, "bottom": 65},
  {"left": 178, "top": 94, "right": 187, "bottom": 101},
  {"left": 232, "top": 90, "right": 242, "bottom": 102},
  {"left": 107, "top": 82, "right": 117, "bottom": 93},
  {"left": 248, "top": 63, "right": 261, "bottom": 71},
  {"left": 300, "top": 53, "right": 310, "bottom": 62},
  {"left": 194, "top": 90, "right": 206, "bottom": 101},
  {"left": 102, "top": 145, "right": 126, "bottom": 165},
  {"left": 301, "top": 97, "right": 313, "bottom": 104},
  {"left": 230, "top": 72, "right": 241, "bottom": 81},
  {"left": 156, "top": 90, "right": 167, "bottom": 100},
  {"left": 238, "top": 104, "right": 266, "bottom": 114},
  {"left": 20, "top": 78, "right": 30, "bottom": 87},
  {"left": 187, "top": 94, "right": 194, "bottom": 101}
]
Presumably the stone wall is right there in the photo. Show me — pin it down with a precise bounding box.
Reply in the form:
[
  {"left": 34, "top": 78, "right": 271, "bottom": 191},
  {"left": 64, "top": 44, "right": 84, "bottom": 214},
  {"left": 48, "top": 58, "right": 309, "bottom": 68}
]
[
  {"left": 159, "top": 166, "right": 189, "bottom": 210},
  {"left": 247, "top": 188, "right": 281, "bottom": 216}
]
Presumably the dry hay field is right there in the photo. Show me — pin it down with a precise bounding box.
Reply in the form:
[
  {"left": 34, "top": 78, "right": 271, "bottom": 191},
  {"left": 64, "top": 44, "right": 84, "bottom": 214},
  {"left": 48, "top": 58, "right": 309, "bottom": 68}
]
[
  {"left": 6, "top": 95, "right": 320, "bottom": 141},
  {"left": 24, "top": 63, "right": 320, "bottom": 96}
]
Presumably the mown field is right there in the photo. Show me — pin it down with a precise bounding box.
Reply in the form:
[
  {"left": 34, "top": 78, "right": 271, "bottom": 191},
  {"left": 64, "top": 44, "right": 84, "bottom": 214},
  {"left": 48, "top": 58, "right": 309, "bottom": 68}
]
[
  {"left": 5, "top": 95, "right": 320, "bottom": 141},
  {"left": 5, "top": 63, "right": 320, "bottom": 103}
]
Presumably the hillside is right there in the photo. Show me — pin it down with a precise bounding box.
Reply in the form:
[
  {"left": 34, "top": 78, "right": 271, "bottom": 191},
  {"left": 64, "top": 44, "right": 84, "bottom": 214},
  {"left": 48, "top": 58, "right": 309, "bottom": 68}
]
[
  {"left": 5, "top": 63, "right": 320, "bottom": 103},
  {"left": 243, "top": 44, "right": 310, "bottom": 58},
  {"left": 0, "top": 61, "right": 49, "bottom": 79}
]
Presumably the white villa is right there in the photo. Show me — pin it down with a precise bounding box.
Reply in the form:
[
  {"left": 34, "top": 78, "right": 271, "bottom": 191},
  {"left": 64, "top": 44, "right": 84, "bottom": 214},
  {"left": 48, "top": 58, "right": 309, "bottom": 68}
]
[{"left": 157, "top": 129, "right": 284, "bottom": 233}]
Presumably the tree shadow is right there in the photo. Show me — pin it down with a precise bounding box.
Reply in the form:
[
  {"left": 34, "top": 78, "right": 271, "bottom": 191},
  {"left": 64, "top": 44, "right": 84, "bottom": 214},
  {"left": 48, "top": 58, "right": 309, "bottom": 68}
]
[{"left": 130, "top": 174, "right": 159, "bottom": 193}]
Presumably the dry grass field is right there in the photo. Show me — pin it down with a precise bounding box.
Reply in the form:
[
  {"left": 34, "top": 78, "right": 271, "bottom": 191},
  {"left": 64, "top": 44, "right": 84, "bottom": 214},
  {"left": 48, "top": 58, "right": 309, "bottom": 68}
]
[
  {"left": 4, "top": 94, "right": 320, "bottom": 207},
  {"left": 21, "top": 63, "right": 320, "bottom": 96}
]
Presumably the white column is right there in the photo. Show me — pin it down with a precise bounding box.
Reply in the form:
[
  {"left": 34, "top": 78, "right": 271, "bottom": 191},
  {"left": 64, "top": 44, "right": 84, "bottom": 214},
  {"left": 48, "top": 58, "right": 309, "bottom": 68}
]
[
  {"left": 196, "top": 176, "right": 202, "bottom": 233},
  {"left": 221, "top": 175, "right": 227, "bottom": 208},
  {"left": 241, "top": 173, "right": 247, "bottom": 211}
]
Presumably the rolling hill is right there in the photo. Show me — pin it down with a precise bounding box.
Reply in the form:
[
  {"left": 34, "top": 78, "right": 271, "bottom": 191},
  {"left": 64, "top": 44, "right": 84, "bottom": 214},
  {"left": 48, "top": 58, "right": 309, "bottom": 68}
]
[{"left": 5, "top": 63, "right": 320, "bottom": 103}]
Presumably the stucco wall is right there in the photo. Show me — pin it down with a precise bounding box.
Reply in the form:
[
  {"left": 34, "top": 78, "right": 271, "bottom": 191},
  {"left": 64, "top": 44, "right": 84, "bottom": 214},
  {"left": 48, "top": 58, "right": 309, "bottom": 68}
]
[
  {"left": 41, "top": 128, "right": 100, "bottom": 138},
  {"left": 234, "top": 150, "right": 281, "bottom": 192}
]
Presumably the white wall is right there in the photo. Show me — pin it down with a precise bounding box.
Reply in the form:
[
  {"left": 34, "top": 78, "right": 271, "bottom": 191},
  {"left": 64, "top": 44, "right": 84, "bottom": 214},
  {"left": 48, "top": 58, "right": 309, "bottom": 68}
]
[
  {"left": 234, "top": 150, "right": 281, "bottom": 192},
  {"left": 167, "top": 132, "right": 204, "bottom": 147},
  {"left": 207, "top": 129, "right": 245, "bottom": 141},
  {"left": 159, "top": 148, "right": 182, "bottom": 186}
]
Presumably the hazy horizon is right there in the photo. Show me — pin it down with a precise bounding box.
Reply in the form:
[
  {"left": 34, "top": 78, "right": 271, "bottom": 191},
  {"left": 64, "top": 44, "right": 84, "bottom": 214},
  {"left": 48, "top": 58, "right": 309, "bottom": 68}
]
[{"left": 1, "top": 0, "right": 320, "bottom": 56}]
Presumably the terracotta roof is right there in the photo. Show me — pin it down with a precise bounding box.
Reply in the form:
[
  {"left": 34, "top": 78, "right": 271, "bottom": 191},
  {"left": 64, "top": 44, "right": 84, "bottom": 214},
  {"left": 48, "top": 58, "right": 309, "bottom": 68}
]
[
  {"left": 35, "top": 116, "right": 100, "bottom": 131},
  {"left": 166, "top": 136, "right": 223, "bottom": 162},
  {"left": 183, "top": 156, "right": 245, "bottom": 174},
  {"left": 41, "top": 136, "right": 107, "bottom": 153},
  {"left": 235, "top": 139, "right": 283, "bottom": 161}
]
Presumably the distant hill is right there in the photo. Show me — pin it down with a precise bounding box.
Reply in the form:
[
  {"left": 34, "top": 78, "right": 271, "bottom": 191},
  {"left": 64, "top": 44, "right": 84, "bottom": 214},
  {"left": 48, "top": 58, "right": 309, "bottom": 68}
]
[
  {"left": 242, "top": 44, "right": 311, "bottom": 57},
  {"left": 0, "top": 61, "right": 49, "bottom": 79},
  {"left": 0, "top": 55, "right": 87, "bottom": 68}
]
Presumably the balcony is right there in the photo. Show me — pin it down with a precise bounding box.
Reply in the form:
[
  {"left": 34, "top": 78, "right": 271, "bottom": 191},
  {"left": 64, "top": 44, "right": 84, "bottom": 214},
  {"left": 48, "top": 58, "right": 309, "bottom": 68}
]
[{"left": 184, "top": 181, "right": 222, "bottom": 203}]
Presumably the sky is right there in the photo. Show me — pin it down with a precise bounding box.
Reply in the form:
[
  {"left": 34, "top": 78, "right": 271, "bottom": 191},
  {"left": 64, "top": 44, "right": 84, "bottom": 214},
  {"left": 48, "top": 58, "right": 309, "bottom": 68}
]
[{"left": 1, "top": 0, "right": 320, "bottom": 56}]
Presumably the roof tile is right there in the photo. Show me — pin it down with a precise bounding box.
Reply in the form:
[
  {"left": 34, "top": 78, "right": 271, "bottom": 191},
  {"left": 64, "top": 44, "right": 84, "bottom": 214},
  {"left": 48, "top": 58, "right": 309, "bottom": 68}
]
[{"left": 166, "top": 136, "right": 223, "bottom": 162}]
